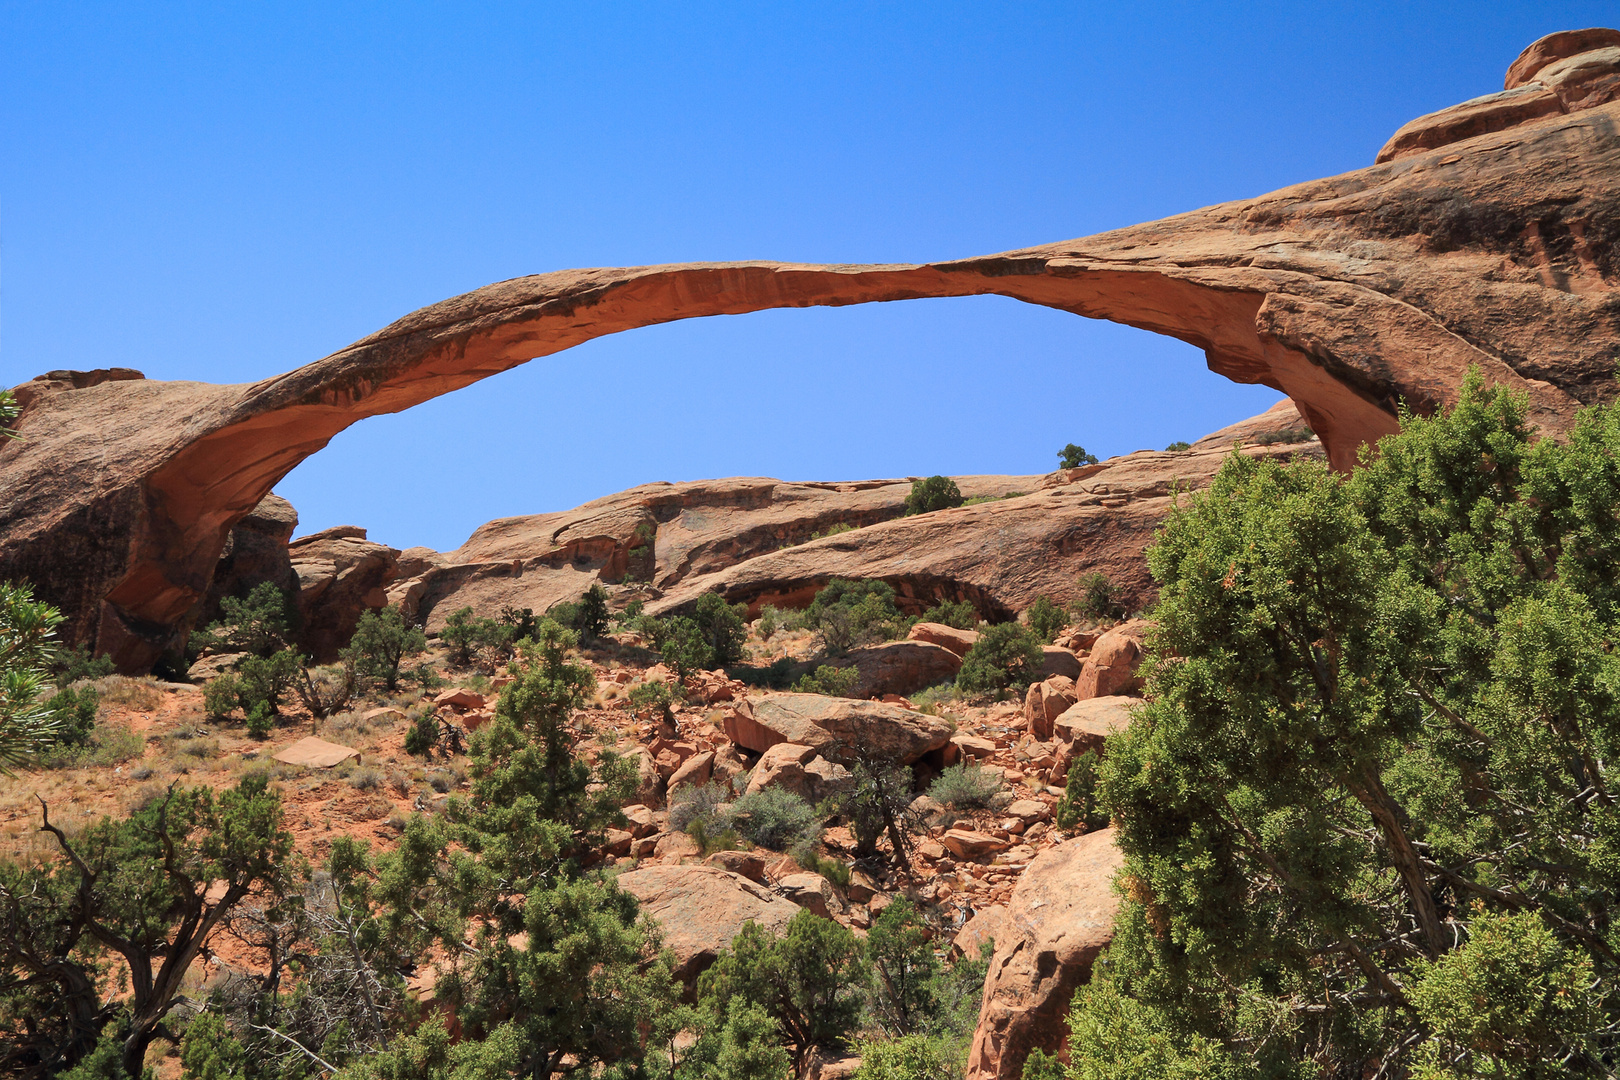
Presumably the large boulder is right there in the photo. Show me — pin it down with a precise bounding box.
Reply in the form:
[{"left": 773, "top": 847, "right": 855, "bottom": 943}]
[
  {"left": 836, "top": 640, "right": 963, "bottom": 699},
  {"left": 908, "top": 622, "right": 981, "bottom": 657},
  {"left": 1053, "top": 696, "right": 1138, "bottom": 757},
  {"left": 1023, "top": 676, "right": 1077, "bottom": 740},
  {"left": 615, "top": 865, "right": 801, "bottom": 994},
  {"left": 1074, "top": 620, "right": 1148, "bottom": 700},
  {"left": 723, "top": 693, "right": 953, "bottom": 764},
  {"left": 287, "top": 527, "right": 402, "bottom": 661},
  {"left": 965, "top": 829, "right": 1126, "bottom": 1080}
]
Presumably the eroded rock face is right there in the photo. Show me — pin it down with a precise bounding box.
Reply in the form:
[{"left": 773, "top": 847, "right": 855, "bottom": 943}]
[
  {"left": 834, "top": 640, "right": 963, "bottom": 700},
  {"left": 4, "top": 33, "right": 1617, "bottom": 670},
  {"left": 965, "top": 829, "right": 1126, "bottom": 1080},
  {"left": 724, "top": 693, "right": 954, "bottom": 764},
  {"left": 614, "top": 865, "right": 801, "bottom": 994}
]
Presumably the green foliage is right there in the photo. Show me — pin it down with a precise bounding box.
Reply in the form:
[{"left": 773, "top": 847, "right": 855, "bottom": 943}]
[
  {"left": 955, "top": 622, "right": 1043, "bottom": 694},
  {"left": 670, "top": 782, "right": 729, "bottom": 835},
  {"left": 613, "top": 598, "right": 645, "bottom": 628},
  {"left": 180, "top": 1012, "right": 246, "bottom": 1080},
  {"left": 793, "top": 844, "right": 852, "bottom": 888},
  {"left": 810, "top": 522, "right": 856, "bottom": 540},
  {"left": 1253, "top": 426, "right": 1314, "bottom": 446},
  {"left": 441, "top": 606, "right": 514, "bottom": 666},
  {"left": 347, "top": 606, "right": 426, "bottom": 691},
  {"left": 1019, "top": 1048, "right": 1065, "bottom": 1080},
  {"left": 1024, "top": 595, "right": 1067, "bottom": 644},
  {"left": 792, "top": 663, "right": 860, "bottom": 697},
  {"left": 1054, "top": 749, "right": 1105, "bottom": 832},
  {"left": 627, "top": 678, "right": 680, "bottom": 726},
  {"left": 50, "top": 642, "right": 117, "bottom": 687},
  {"left": 499, "top": 604, "right": 539, "bottom": 641},
  {"left": 727, "top": 786, "right": 820, "bottom": 851},
  {"left": 404, "top": 712, "right": 439, "bottom": 757},
  {"left": 54, "top": 1034, "right": 141, "bottom": 1080},
  {"left": 193, "top": 581, "right": 296, "bottom": 658},
  {"left": 295, "top": 656, "right": 358, "bottom": 722},
  {"left": 866, "top": 897, "right": 938, "bottom": 1037},
  {"left": 699, "top": 911, "right": 868, "bottom": 1074},
  {"left": 1069, "top": 374, "right": 1620, "bottom": 1077},
  {"left": 1164, "top": 440, "right": 1192, "bottom": 452},
  {"left": 1058, "top": 443, "right": 1099, "bottom": 469},
  {"left": 0, "top": 775, "right": 294, "bottom": 1076},
  {"left": 647, "top": 615, "right": 715, "bottom": 678},
  {"left": 694, "top": 591, "right": 750, "bottom": 666},
  {"left": 1074, "top": 571, "right": 1123, "bottom": 621},
  {"left": 755, "top": 604, "right": 782, "bottom": 640},
  {"left": 804, "top": 578, "right": 911, "bottom": 656},
  {"left": 0, "top": 580, "right": 67, "bottom": 770},
  {"left": 904, "top": 475, "right": 964, "bottom": 515},
  {"left": 729, "top": 656, "right": 797, "bottom": 690},
  {"left": 928, "top": 763, "right": 1002, "bottom": 810},
  {"left": 43, "top": 685, "right": 100, "bottom": 746},
  {"left": 203, "top": 674, "right": 239, "bottom": 719},
  {"left": 919, "top": 598, "right": 976, "bottom": 630},
  {"left": 852, "top": 1033, "right": 958, "bottom": 1080},
  {"left": 576, "top": 583, "right": 611, "bottom": 640}
]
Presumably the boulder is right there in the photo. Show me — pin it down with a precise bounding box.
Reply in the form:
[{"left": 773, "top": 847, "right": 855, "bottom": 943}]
[
  {"left": 941, "top": 829, "right": 1009, "bottom": 861},
  {"left": 273, "top": 737, "right": 359, "bottom": 768},
  {"left": 779, "top": 872, "right": 843, "bottom": 917},
  {"left": 616, "top": 865, "right": 802, "bottom": 993},
  {"left": 725, "top": 694, "right": 952, "bottom": 764},
  {"left": 836, "top": 640, "right": 962, "bottom": 699},
  {"left": 287, "top": 529, "right": 403, "bottom": 661},
  {"left": 1053, "top": 696, "right": 1138, "bottom": 757},
  {"left": 434, "top": 688, "right": 485, "bottom": 711},
  {"left": 1074, "top": 621, "right": 1148, "bottom": 700},
  {"left": 1005, "top": 799, "right": 1050, "bottom": 826},
  {"left": 744, "top": 742, "right": 820, "bottom": 799},
  {"left": 953, "top": 905, "right": 1004, "bottom": 960},
  {"left": 666, "top": 751, "right": 714, "bottom": 799},
  {"left": 187, "top": 652, "right": 245, "bottom": 682},
  {"left": 1036, "top": 647, "right": 1083, "bottom": 683},
  {"left": 965, "top": 829, "right": 1126, "bottom": 1080},
  {"left": 951, "top": 733, "right": 996, "bottom": 760},
  {"left": 704, "top": 849, "right": 767, "bottom": 882},
  {"left": 908, "top": 622, "right": 981, "bottom": 657},
  {"left": 1022, "top": 676, "right": 1077, "bottom": 740}
]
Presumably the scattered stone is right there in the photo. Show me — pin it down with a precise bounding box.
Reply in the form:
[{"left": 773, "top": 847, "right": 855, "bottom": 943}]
[{"left": 941, "top": 829, "right": 1009, "bottom": 861}]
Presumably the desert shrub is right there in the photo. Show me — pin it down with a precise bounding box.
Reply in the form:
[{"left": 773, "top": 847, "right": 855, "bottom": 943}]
[
  {"left": 49, "top": 643, "right": 115, "bottom": 687},
  {"left": 918, "top": 598, "right": 976, "bottom": 629},
  {"left": 1057, "top": 443, "right": 1099, "bottom": 469},
  {"left": 693, "top": 592, "right": 749, "bottom": 666},
  {"left": 904, "top": 475, "right": 963, "bottom": 515},
  {"left": 907, "top": 682, "right": 960, "bottom": 715},
  {"left": 670, "top": 781, "right": 728, "bottom": 834},
  {"left": 804, "top": 578, "right": 910, "bottom": 655},
  {"left": 730, "top": 656, "right": 797, "bottom": 690},
  {"left": 191, "top": 581, "right": 296, "bottom": 658},
  {"left": 441, "top": 606, "right": 513, "bottom": 665},
  {"left": 928, "top": 764, "right": 1002, "bottom": 809},
  {"left": 756, "top": 605, "right": 782, "bottom": 640},
  {"left": 726, "top": 787, "right": 820, "bottom": 851},
  {"left": 1054, "top": 749, "right": 1106, "bottom": 832},
  {"left": 404, "top": 712, "right": 438, "bottom": 757},
  {"left": 204, "top": 674, "right": 240, "bottom": 719},
  {"left": 1074, "top": 571, "right": 1124, "bottom": 622},
  {"left": 955, "top": 623, "right": 1043, "bottom": 694},
  {"left": 612, "top": 598, "right": 645, "bottom": 629},
  {"left": 627, "top": 679, "right": 679, "bottom": 726},
  {"left": 37, "top": 722, "right": 145, "bottom": 770},
  {"left": 295, "top": 658, "right": 357, "bottom": 722},
  {"left": 576, "top": 584, "right": 611, "bottom": 640},
  {"left": 43, "top": 687, "right": 99, "bottom": 746},
  {"left": 1164, "top": 440, "right": 1192, "bottom": 452},
  {"left": 790, "top": 840, "right": 852, "bottom": 887},
  {"left": 1020, "top": 1047, "right": 1065, "bottom": 1080},
  {"left": 347, "top": 606, "right": 426, "bottom": 691},
  {"left": 244, "top": 703, "right": 274, "bottom": 739},
  {"left": 1024, "top": 595, "right": 1066, "bottom": 644},
  {"left": 237, "top": 648, "right": 302, "bottom": 715},
  {"left": 793, "top": 664, "right": 860, "bottom": 697},
  {"left": 348, "top": 766, "right": 384, "bottom": 790},
  {"left": 1253, "top": 426, "right": 1314, "bottom": 445},
  {"left": 89, "top": 674, "right": 164, "bottom": 712},
  {"left": 498, "top": 604, "right": 539, "bottom": 640},
  {"left": 648, "top": 615, "right": 715, "bottom": 678},
  {"left": 809, "top": 522, "right": 856, "bottom": 540},
  {"left": 407, "top": 662, "right": 446, "bottom": 689}
]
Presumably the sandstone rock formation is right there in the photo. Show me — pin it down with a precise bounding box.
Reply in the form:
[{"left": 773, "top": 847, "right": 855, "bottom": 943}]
[
  {"left": 1074, "top": 620, "right": 1149, "bottom": 699},
  {"left": 833, "top": 639, "right": 963, "bottom": 699},
  {"left": 614, "top": 864, "right": 801, "bottom": 993},
  {"left": 965, "top": 828, "right": 1126, "bottom": 1080},
  {"left": 723, "top": 693, "right": 954, "bottom": 764},
  {"left": 6, "top": 34, "right": 1617, "bottom": 670}
]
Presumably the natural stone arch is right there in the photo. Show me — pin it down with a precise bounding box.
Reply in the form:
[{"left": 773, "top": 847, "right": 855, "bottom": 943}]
[{"left": 3, "top": 94, "right": 1617, "bottom": 670}]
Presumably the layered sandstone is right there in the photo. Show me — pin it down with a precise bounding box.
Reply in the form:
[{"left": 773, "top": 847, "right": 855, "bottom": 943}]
[{"left": 5, "top": 36, "right": 1618, "bottom": 669}]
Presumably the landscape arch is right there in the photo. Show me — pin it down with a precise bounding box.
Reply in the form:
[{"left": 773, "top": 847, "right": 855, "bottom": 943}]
[{"left": 3, "top": 93, "right": 1616, "bottom": 669}]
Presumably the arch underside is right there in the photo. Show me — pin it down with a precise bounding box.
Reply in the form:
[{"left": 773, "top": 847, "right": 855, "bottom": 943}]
[{"left": 2, "top": 99, "right": 1615, "bottom": 668}]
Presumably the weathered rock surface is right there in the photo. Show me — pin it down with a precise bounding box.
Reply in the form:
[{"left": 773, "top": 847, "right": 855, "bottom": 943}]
[
  {"left": 1075, "top": 620, "right": 1149, "bottom": 700},
  {"left": 287, "top": 527, "right": 402, "bottom": 661},
  {"left": 834, "top": 640, "right": 963, "bottom": 699},
  {"left": 965, "top": 829, "right": 1126, "bottom": 1080},
  {"left": 196, "top": 493, "right": 299, "bottom": 632},
  {"left": 615, "top": 865, "right": 801, "bottom": 992},
  {"left": 723, "top": 693, "right": 953, "bottom": 763},
  {"left": 6, "top": 35, "right": 1618, "bottom": 669},
  {"left": 908, "top": 622, "right": 980, "bottom": 657},
  {"left": 1023, "top": 676, "right": 1078, "bottom": 741},
  {"left": 1053, "top": 696, "right": 1139, "bottom": 757}
]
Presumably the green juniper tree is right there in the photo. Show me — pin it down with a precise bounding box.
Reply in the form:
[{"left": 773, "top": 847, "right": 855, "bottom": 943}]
[{"left": 1067, "top": 373, "right": 1620, "bottom": 1079}]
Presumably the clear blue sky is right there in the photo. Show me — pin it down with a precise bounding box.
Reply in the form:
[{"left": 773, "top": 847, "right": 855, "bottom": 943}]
[{"left": 3, "top": 3, "right": 1609, "bottom": 551}]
